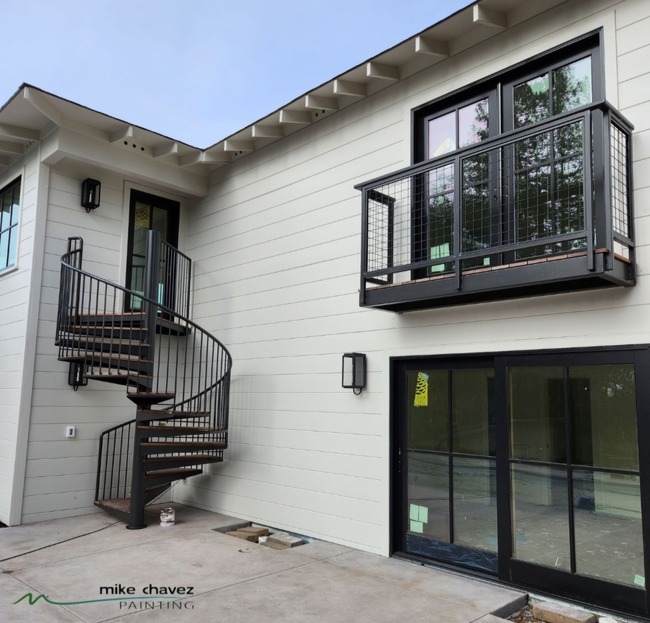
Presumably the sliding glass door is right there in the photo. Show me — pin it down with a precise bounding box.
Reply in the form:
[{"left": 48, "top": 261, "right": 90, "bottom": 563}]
[{"left": 393, "top": 348, "right": 650, "bottom": 616}]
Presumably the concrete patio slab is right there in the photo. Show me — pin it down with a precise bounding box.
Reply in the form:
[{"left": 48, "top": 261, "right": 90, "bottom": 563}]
[{"left": 0, "top": 504, "right": 526, "bottom": 623}]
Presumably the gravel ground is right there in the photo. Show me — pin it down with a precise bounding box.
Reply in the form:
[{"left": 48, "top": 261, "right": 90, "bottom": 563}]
[{"left": 508, "top": 605, "right": 545, "bottom": 622}]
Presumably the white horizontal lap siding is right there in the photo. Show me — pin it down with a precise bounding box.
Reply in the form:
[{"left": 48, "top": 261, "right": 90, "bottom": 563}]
[
  {"left": 176, "top": 0, "right": 650, "bottom": 554},
  {"left": 21, "top": 168, "right": 133, "bottom": 523},
  {"left": 179, "top": 72, "right": 405, "bottom": 552},
  {"left": 0, "top": 151, "right": 40, "bottom": 525}
]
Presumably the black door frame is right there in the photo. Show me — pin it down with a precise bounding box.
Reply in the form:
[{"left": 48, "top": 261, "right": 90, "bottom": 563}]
[
  {"left": 124, "top": 189, "right": 180, "bottom": 312},
  {"left": 391, "top": 345, "right": 650, "bottom": 618}
]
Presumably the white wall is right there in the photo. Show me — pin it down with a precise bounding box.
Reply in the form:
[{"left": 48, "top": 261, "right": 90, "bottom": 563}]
[
  {"left": 20, "top": 168, "right": 132, "bottom": 523},
  {"left": 19, "top": 166, "right": 193, "bottom": 523},
  {"left": 175, "top": 0, "right": 650, "bottom": 555},
  {"left": 0, "top": 148, "right": 40, "bottom": 525}
]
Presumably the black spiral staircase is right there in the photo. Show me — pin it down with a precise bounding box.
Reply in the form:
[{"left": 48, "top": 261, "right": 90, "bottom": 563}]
[{"left": 55, "top": 233, "right": 232, "bottom": 529}]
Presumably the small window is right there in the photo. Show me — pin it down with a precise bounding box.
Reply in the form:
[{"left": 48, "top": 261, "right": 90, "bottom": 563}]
[
  {"left": 427, "top": 97, "right": 491, "bottom": 159},
  {"left": 0, "top": 178, "right": 21, "bottom": 272},
  {"left": 511, "top": 55, "right": 593, "bottom": 129}
]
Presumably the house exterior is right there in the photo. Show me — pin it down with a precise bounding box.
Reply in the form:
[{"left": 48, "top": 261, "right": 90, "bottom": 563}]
[{"left": 1, "top": 0, "right": 649, "bottom": 616}]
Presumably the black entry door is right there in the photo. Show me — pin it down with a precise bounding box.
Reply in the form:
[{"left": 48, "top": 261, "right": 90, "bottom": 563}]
[
  {"left": 125, "top": 190, "right": 179, "bottom": 311},
  {"left": 393, "top": 348, "right": 650, "bottom": 617}
]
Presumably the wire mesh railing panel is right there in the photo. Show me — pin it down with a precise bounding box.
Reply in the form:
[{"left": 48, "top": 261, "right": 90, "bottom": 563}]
[
  {"left": 360, "top": 102, "right": 632, "bottom": 293},
  {"left": 611, "top": 121, "right": 630, "bottom": 240}
]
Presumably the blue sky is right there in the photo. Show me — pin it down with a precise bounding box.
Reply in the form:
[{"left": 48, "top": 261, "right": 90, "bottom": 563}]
[{"left": 5, "top": 1, "right": 470, "bottom": 146}]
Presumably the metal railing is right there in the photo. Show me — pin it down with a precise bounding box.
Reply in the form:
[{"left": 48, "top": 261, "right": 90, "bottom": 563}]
[
  {"left": 356, "top": 100, "right": 634, "bottom": 297},
  {"left": 56, "top": 233, "right": 231, "bottom": 515},
  {"left": 95, "top": 420, "right": 135, "bottom": 506}
]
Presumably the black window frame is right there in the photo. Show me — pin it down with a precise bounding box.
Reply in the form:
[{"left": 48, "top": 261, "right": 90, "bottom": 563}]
[
  {"left": 409, "top": 31, "right": 603, "bottom": 278},
  {"left": 0, "top": 177, "right": 22, "bottom": 273},
  {"left": 412, "top": 30, "right": 603, "bottom": 162}
]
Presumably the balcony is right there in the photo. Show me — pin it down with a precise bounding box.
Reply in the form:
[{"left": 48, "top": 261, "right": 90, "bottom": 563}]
[{"left": 356, "top": 101, "right": 634, "bottom": 312}]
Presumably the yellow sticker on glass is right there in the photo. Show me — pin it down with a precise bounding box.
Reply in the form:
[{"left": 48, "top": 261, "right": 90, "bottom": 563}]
[{"left": 414, "top": 372, "right": 429, "bottom": 407}]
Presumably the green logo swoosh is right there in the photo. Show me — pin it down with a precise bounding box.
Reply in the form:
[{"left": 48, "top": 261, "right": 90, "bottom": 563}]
[{"left": 14, "top": 592, "right": 178, "bottom": 606}]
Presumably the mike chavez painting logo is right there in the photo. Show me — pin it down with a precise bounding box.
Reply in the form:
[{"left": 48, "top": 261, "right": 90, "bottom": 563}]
[{"left": 14, "top": 583, "right": 195, "bottom": 611}]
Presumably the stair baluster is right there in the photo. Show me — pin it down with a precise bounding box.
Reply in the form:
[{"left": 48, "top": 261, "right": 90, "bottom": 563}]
[{"left": 56, "top": 233, "right": 231, "bottom": 528}]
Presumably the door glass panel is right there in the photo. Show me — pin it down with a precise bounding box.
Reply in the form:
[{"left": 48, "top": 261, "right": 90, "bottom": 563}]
[
  {"left": 458, "top": 98, "right": 489, "bottom": 147},
  {"left": 126, "top": 192, "right": 180, "bottom": 313},
  {"left": 130, "top": 201, "right": 150, "bottom": 305},
  {"left": 569, "top": 365, "right": 638, "bottom": 470},
  {"left": 553, "top": 57, "right": 592, "bottom": 115},
  {"left": 573, "top": 470, "right": 643, "bottom": 587},
  {"left": 428, "top": 111, "right": 456, "bottom": 158},
  {"left": 511, "top": 463, "right": 571, "bottom": 570},
  {"left": 510, "top": 366, "right": 566, "bottom": 462},
  {"left": 407, "top": 453, "right": 449, "bottom": 542},
  {"left": 408, "top": 370, "right": 448, "bottom": 452},
  {"left": 461, "top": 153, "right": 492, "bottom": 266},
  {"left": 453, "top": 457, "right": 497, "bottom": 552},
  {"left": 427, "top": 164, "right": 454, "bottom": 274},
  {"left": 452, "top": 368, "right": 495, "bottom": 455},
  {"left": 514, "top": 73, "right": 549, "bottom": 128}
]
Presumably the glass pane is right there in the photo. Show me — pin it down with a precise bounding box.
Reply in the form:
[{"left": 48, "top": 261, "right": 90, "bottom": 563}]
[
  {"left": 569, "top": 365, "right": 638, "bottom": 470},
  {"left": 452, "top": 369, "right": 495, "bottom": 455},
  {"left": 408, "top": 370, "right": 448, "bottom": 452},
  {"left": 554, "top": 122, "right": 585, "bottom": 238},
  {"left": 510, "top": 366, "right": 566, "bottom": 463},
  {"left": 10, "top": 186, "right": 19, "bottom": 225},
  {"left": 511, "top": 463, "right": 571, "bottom": 570},
  {"left": 514, "top": 73, "right": 549, "bottom": 128},
  {"left": 462, "top": 153, "right": 491, "bottom": 260},
  {"left": 1, "top": 191, "right": 10, "bottom": 232},
  {"left": 553, "top": 57, "right": 592, "bottom": 114},
  {"left": 458, "top": 99, "right": 489, "bottom": 147},
  {"left": 7, "top": 225, "right": 17, "bottom": 267},
  {"left": 427, "top": 163, "right": 455, "bottom": 274},
  {"left": 514, "top": 128, "right": 551, "bottom": 251},
  {"left": 573, "top": 470, "right": 643, "bottom": 587},
  {"left": 428, "top": 111, "right": 456, "bottom": 158},
  {"left": 407, "top": 452, "right": 449, "bottom": 542},
  {"left": 453, "top": 457, "right": 497, "bottom": 552},
  {"left": 152, "top": 206, "right": 168, "bottom": 241},
  {"left": 0, "top": 231, "right": 8, "bottom": 269}
]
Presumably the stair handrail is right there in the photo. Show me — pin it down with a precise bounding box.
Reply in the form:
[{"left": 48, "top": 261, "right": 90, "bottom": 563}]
[
  {"left": 58, "top": 237, "right": 232, "bottom": 413},
  {"left": 59, "top": 234, "right": 231, "bottom": 529}
]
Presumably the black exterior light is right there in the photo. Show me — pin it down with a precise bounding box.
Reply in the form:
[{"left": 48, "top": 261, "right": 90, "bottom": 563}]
[
  {"left": 81, "top": 178, "right": 101, "bottom": 212},
  {"left": 342, "top": 352, "right": 366, "bottom": 395}
]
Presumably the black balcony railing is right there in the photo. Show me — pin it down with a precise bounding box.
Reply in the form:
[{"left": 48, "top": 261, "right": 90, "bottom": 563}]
[{"left": 356, "top": 101, "right": 635, "bottom": 311}]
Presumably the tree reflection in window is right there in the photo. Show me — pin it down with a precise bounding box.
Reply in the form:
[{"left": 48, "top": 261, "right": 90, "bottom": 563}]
[
  {"left": 512, "top": 57, "right": 591, "bottom": 258},
  {"left": 514, "top": 57, "right": 591, "bottom": 128}
]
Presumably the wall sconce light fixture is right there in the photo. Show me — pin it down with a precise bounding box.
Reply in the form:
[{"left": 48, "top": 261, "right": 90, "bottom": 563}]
[
  {"left": 342, "top": 352, "right": 366, "bottom": 395},
  {"left": 81, "top": 178, "right": 101, "bottom": 212}
]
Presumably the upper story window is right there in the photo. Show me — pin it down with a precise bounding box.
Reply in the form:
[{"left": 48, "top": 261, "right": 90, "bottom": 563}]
[
  {"left": 411, "top": 35, "right": 601, "bottom": 275},
  {"left": 357, "top": 31, "right": 635, "bottom": 311},
  {"left": 510, "top": 55, "right": 592, "bottom": 129},
  {"left": 0, "top": 178, "right": 21, "bottom": 272},
  {"left": 426, "top": 94, "right": 495, "bottom": 157}
]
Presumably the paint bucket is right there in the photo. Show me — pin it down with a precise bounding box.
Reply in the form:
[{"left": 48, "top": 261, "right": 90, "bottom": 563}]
[{"left": 160, "top": 507, "right": 175, "bottom": 527}]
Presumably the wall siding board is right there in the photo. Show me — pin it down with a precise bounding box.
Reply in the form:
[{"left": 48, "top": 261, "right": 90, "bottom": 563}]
[
  {"left": 20, "top": 168, "right": 133, "bottom": 521},
  {"left": 0, "top": 150, "right": 40, "bottom": 524},
  {"left": 5, "top": 0, "right": 648, "bottom": 566},
  {"left": 173, "top": 0, "right": 650, "bottom": 555}
]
